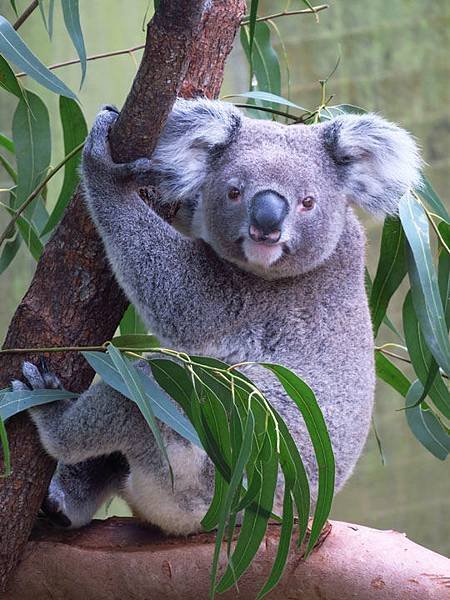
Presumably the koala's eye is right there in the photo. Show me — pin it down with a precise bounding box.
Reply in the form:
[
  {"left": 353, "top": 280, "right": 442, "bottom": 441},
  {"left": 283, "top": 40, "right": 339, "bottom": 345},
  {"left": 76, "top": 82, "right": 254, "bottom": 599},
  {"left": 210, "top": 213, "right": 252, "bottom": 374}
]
[
  {"left": 228, "top": 187, "right": 241, "bottom": 202},
  {"left": 300, "top": 196, "right": 315, "bottom": 211}
]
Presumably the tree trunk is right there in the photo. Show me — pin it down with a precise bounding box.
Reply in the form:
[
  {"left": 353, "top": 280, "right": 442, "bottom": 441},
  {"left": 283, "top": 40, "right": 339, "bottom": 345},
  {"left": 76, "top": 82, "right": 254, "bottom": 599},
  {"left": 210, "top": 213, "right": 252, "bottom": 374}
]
[
  {"left": 4, "top": 518, "right": 449, "bottom": 599},
  {"left": 0, "top": 0, "right": 246, "bottom": 591}
]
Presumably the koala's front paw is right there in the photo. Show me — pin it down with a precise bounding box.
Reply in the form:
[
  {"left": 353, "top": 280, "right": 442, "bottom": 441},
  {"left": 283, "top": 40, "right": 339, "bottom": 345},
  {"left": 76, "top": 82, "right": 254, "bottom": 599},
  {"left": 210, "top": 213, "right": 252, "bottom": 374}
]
[
  {"left": 82, "top": 106, "right": 154, "bottom": 188},
  {"left": 11, "top": 359, "right": 63, "bottom": 393}
]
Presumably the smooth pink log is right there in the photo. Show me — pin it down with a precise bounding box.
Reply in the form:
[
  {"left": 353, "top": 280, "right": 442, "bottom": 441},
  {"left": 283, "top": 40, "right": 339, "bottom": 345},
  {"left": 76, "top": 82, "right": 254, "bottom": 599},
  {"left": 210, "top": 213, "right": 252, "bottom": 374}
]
[{"left": 5, "top": 518, "right": 450, "bottom": 599}]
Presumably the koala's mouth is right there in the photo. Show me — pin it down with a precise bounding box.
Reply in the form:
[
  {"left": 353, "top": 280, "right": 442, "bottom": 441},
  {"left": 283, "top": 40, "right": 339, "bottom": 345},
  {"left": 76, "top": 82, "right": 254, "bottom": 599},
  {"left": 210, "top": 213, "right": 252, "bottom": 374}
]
[{"left": 241, "top": 238, "right": 285, "bottom": 268}]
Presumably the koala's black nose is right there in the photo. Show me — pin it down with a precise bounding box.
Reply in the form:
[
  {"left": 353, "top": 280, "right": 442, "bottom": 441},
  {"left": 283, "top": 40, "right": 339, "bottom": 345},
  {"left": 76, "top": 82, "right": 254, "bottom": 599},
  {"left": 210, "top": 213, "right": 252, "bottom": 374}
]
[{"left": 249, "top": 191, "right": 288, "bottom": 243}]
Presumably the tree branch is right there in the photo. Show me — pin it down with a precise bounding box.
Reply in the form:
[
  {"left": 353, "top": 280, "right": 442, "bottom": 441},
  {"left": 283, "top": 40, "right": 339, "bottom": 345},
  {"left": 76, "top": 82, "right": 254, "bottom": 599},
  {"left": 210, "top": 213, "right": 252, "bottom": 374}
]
[
  {"left": 0, "top": 0, "right": 246, "bottom": 591},
  {"left": 13, "top": 0, "right": 39, "bottom": 30},
  {"left": 4, "top": 518, "right": 450, "bottom": 599}
]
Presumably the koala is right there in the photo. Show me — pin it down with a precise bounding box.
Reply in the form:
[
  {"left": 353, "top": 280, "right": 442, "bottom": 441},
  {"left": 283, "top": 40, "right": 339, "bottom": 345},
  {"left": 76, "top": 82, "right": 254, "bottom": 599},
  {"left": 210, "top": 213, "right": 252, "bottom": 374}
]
[{"left": 13, "top": 99, "right": 421, "bottom": 535}]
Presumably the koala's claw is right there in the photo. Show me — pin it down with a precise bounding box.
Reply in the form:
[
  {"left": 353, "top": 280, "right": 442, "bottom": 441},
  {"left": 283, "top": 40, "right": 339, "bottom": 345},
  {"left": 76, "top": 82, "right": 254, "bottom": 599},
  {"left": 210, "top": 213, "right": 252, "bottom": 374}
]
[
  {"left": 13, "top": 361, "right": 63, "bottom": 392},
  {"left": 41, "top": 494, "right": 72, "bottom": 528},
  {"left": 101, "top": 104, "right": 119, "bottom": 114}
]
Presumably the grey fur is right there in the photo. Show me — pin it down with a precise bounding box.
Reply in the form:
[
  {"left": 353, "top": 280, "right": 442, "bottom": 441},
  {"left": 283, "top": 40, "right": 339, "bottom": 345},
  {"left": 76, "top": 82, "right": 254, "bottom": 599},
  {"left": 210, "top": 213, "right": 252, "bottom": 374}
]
[{"left": 21, "top": 100, "right": 421, "bottom": 534}]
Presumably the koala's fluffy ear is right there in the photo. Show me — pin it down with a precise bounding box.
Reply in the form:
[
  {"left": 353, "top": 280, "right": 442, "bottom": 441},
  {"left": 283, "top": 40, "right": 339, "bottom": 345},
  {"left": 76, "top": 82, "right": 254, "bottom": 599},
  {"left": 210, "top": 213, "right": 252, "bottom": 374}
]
[
  {"left": 323, "top": 114, "right": 422, "bottom": 215},
  {"left": 151, "top": 98, "right": 242, "bottom": 203}
]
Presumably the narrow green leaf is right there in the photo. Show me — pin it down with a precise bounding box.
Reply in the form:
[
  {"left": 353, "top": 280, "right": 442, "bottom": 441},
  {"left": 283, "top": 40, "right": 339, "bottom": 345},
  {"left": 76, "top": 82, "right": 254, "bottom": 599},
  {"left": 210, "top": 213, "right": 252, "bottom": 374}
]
[
  {"left": 201, "top": 468, "right": 228, "bottom": 531},
  {"left": 9, "top": 0, "right": 18, "bottom": 16},
  {"left": 0, "top": 153, "right": 17, "bottom": 182},
  {"left": 83, "top": 351, "right": 201, "bottom": 448},
  {"left": 403, "top": 292, "right": 450, "bottom": 418},
  {"left": 0, "top": 16, "right": 76, "bottom": 98},
  {"left": 48, "top": 0, "right": 55, "bottom": 38},
  {"left": 256, "top": 487, "right": 294, "bottom": 599},
  {"left": 12, "top": 91, "right": 51, "bottom": 217},
  {"left": 248, "top": 0, "right": 260, "bottom": 71},
  {"left": 42, "top": 96, "right": 87, "bottom": 235},
  {"left": 263, "top": 364, "right": 335, "bottom": 555},
  {"left": 400, "top": 192, "right": 450, "bottom": 376},
  {"left": 111, "top": 333, "right": 159, "bottom": 351},
  {"left": 418, "top": 175, "right": 449, "bottom": 222},
  {"left": 405, "top": 381, "right": 449, "bottom": 460},
  {"left": 318, "top": 104, "right": 366, "bottom": 121},
  {"left": 119, "top": 303, "right": 147, "bottom": 335},
  {"left": 0, "top": 232, "right": 21, "bottom": 275},
  {"left": 150, "top": 358, "right": 194, "bottom": 416},
  {"left": 61, "top": 0, "right": 87, "bottom": 87},
  {"left": 227, "top": 91, "right": 307, "bottom": 112},
  {"left": 0, "top": 417, "right": 11, "bottom": 477},
  {"left": 216, "top": 436, "right": 278, "bottom": 593},
  {"left": 0, "top": 54, "right": 25, "bottom": 99},
  {"left": 240, "top": 22, "right": 281, "bottom": 116},
  {"left": 375, "top": 351, "right": 411, "bottom": 397},
  {"left": 106, "top": 345, "right": 173, "bottom": 481},
  {"left": 210, "top": 411, "right": 255, "bottom": 598},
  {"left": 3, "top": 192, "right": 43, "bottom": 260},
  {"left": 370, "top": 217, "right": 407, "bottom": 336},
  {"left": 275, "top": 415, "right": 310, "bottom": 546},
  {"left": 0, "top": 388, "right": 77, "bottom": 422},
  {"left": 0, "top": 133, "right": 14, "bottom": 154}
]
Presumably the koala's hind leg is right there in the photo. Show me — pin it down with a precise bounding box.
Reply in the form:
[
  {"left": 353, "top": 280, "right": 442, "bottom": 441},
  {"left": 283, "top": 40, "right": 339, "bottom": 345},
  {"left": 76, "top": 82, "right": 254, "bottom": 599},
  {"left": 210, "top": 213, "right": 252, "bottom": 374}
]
[{"left": 43, "top": 453, "right": 129, "bottom": 528}]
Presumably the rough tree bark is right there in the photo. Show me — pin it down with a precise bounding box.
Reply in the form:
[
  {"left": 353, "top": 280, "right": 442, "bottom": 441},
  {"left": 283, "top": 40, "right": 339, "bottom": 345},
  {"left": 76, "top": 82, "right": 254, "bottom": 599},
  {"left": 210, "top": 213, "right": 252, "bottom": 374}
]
[
  {"left": 0, "top": 0, "right": 246, "bottom": 591},
  {"left": 4, "top": 519, "right": 450, "bottom": 599}
]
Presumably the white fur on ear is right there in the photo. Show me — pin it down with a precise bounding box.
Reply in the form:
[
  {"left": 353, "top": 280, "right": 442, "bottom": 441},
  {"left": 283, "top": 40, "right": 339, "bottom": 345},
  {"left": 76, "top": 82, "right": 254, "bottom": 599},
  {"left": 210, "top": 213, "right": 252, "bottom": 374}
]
[
  {"left": 323, "top": 113, "right": 422, "bottom": 215},
  {"left": 151, "top": 98, "right": 242, "bottom": 203}
]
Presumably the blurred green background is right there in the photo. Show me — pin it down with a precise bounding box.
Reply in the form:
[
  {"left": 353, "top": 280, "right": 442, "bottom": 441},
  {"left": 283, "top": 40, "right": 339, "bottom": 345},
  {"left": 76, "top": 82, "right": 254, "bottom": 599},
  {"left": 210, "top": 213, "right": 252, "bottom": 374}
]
[{"left": 0, "top": 1, "right": 449, "bottom": 555}]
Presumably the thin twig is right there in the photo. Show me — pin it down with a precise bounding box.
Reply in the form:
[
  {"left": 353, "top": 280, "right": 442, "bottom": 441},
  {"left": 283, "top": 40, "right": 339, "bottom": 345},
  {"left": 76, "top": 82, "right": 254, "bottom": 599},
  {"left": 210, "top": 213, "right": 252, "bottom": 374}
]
[
  {"left": 15, "top": 5, "right": 329, "bottom": 78},
  {"left": 241, "top": 4, "right": 329, "bottom": 25},
  {"left": 13, "top": 0, "right": 39, "bottom": 30},
  {"left": 375, "top": 347, "right": 412, "bottom": 365},
  {"left": 16, "top": 44, "right": 146, "bottom": 78},
  {"left": 0, "top": 142, "right": 85, "bottom": 249},
  {"left": 233, "top": 103, "right": 304, "bottom": 122}
]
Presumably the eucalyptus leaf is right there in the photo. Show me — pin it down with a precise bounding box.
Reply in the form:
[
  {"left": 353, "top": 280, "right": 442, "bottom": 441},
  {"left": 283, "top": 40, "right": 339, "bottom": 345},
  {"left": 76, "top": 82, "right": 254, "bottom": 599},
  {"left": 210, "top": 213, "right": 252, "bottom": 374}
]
[
  {"left": 228, "top": 91, "right": 307, "bottom": 112},
  {"left": 61, "top": 0, "right": 87, "bottom": 87},
  {"left": 240, "top": 22, "right": 281, "bottom": 116},
  {"left": 370, "top": 217, "right": 407, "bottom": 336},
  {"left": 82, "top": 351, "right": 201, "bottom": 448},
  {"left": 375, "top": 351, "right": 411, "bottom": 398},
  {"left": 400, "top": 192, "right": 450, "bottom": 376},
  {"left": 111, "top": 333, "right": 159, "bottom": 351},
  {"left": 210, "top": 411, "right": 254, "bottom": 597},
  {"left": 403, "top": 292, "right": 450, "bottom": 418},
  {"left": 216, "top": 425, "right": 278, "bottom": 593},
  {"left": 0, "top": 232, "right": 21, "bottom": 275},
  {"left": 119, "top": 303, "right": 147, "bottom": 335},
  {"left": 405, "top": 380, "right": 449, "bottom": 460},
  {"left": 256, "top": 487, "right": 294, "bottom": 600},
  {"left": 418, "top": 175, "right": 449, "bottom": 222},
  {"left": 106, "top": 344, "right": 173, "bottom": 481},
  {"left": 42, "top": 96, "right": 87, "bottom": 235},
  {"left": 0, "top": 16, "right": 76, "bottom": 99},
  {"left": 0, "top": 54, "right": 25, "bottom": 99},
  {"left": 0, "top": 132, "right": 14, "bottom": 154},
  {"left": 12, "top": 91, "right": 51, "bottom": 218},
  {"left": 263, "top": 363, "right": 335, "bottom": 555},
  {"left": 0, "top": 388, "right": 77, "bottom": 422}
]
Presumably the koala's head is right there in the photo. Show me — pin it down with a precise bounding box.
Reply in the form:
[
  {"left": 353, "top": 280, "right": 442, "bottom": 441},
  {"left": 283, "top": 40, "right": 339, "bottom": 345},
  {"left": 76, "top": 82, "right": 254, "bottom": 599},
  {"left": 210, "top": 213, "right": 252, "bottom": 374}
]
[{"left": 151, "top": 99, "right": 421, "bottom": 279}]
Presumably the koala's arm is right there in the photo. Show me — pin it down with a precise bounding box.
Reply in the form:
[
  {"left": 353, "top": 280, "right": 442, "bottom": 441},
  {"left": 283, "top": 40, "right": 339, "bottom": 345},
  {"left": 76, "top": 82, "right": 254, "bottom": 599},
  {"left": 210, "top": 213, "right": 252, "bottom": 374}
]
[{"left": 81, "top": 108, "right": 238, "bottom": 346}]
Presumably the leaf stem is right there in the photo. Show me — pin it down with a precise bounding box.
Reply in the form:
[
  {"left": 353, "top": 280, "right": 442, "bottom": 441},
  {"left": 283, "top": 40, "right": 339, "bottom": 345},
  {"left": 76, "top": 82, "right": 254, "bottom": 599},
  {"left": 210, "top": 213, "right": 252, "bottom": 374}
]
[
  {"left": 241, "top": 4, "right": 329, "bottom": 25},
  {"left": 15, "top": 44, "right": 146, "bottom": 78},
  {"left": 0, "top": 141, "right": 85, "bottom": 250},
  {"left": 13, "top": 0, "right": 39, "bottom": 30}
]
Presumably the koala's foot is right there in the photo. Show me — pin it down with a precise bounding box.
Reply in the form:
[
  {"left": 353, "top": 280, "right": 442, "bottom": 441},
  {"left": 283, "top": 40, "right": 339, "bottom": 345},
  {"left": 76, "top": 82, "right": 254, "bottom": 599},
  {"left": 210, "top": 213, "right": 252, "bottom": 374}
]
[
  {"left": 82, "top": 106, "right": 154, "bottom": 187},
  {"left": 11, "top": 359, "right": 63, "bottom": 393}
]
